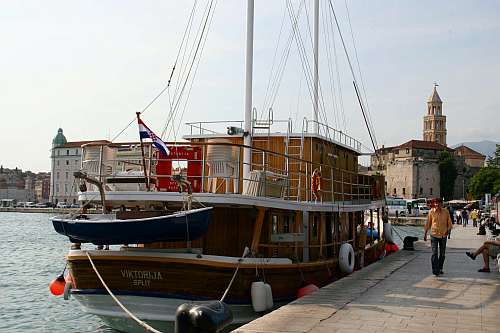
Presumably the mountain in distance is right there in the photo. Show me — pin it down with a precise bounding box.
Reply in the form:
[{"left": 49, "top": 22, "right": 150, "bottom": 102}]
[{"left": 451, "top": 140, "right": 499, "bottom": 158}]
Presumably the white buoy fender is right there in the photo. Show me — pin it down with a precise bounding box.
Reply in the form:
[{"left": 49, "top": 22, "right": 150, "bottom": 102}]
[
  {"left": 383, "top": 223, "right": 394, "bottom": 243},
  {"left": 264, "top": 283, "right": 273, "bottom": 310},
  {"left": 339, "top": 243, "right": 355, "bottom": 274},
  {"left": 251, "top": 281, "right": 267, "bottom": 312}
]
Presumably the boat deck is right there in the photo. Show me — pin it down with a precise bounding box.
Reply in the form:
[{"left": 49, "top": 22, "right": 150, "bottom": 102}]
[{"left": 234, "top": 226, "right": 500, "bottom": 333}]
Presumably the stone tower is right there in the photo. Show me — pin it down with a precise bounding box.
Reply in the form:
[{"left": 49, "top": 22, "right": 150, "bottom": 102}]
[{"left": 423, "top": 84, "right": 447, "bottom": 146}]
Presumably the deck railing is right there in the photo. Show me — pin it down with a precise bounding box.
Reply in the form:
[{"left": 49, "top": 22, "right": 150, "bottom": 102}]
[{"left": 80, "top": 141, "right": 384, "bottom": 205}]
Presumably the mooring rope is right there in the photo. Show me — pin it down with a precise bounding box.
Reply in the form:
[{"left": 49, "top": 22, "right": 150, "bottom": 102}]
[
  {"left": 220, "top": 246, "right": 249, "bottom": 302},
  {"left": 86, "top": 252, "right": 164, "bottom": 333}
]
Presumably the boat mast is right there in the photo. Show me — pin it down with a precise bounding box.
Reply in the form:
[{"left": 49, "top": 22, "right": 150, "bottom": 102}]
[
  {"left": 313, "top": 0, "right": 319, "bottom": 134},
  {"left": 243, "top": 0, "right": 254, "bottom": 193}
]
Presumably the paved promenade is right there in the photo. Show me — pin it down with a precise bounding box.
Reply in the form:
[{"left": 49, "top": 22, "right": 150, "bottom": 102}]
[{"left": 235, "top": 226, "right": 499, "bottom": 333}]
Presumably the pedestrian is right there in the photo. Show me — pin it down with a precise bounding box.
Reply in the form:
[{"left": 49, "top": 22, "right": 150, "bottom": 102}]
[
  {"left": 461, "top": 209, "right": 468, "bottom": 227},
  {"left": 456, "top": 209, "right": 462, "bottom": 225},
  {"left": 424, "top": 198, "right": 453, "bottom": 276},
  {"left": 471, "top": 209, "right": 478, "bottom": 227},
  {"left": 445, "top": 205, "right": 453, "bottom": 239},
  {"left": 466, "top": 239, "right": 500, "bottom": 272}
]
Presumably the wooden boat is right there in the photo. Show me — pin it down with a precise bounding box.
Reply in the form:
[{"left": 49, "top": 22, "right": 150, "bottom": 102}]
[
  {"left": 52, "top": 207, "right": 212, "bottom": 245},
  {"left": 53, "top": 2, "right": 387, "bottom": 332}
]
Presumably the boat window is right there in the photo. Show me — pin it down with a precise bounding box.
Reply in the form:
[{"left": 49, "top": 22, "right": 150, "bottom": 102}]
[
  {"left": 283, "top": 215, "right": 290, "bottom": 233},
  {"left": 312, "top": 215, "right": 318, "bottom": 239},
  {"left": 272, "top": 215, "right": 278, "bottom": 234}
]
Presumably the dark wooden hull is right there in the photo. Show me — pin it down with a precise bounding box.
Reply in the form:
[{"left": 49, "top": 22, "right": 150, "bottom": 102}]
[{"left": 68, "top": 252, "right": 340, "bottom": 304}]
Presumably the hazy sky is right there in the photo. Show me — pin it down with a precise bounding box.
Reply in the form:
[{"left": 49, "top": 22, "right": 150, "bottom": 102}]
[{"left": 1, "top": 0, "right": 499, "bottom": 172}]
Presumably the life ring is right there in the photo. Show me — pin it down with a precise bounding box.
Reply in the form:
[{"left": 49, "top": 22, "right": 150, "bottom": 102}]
[
  {"left": 311, "top": 169, "right": 321, "bottom": 198},
  {"left": 339, "top": 243, "right": 355, "bottom": 274},
  {"left": 383, "top": 223, "right": 394, "bottom": 244}
]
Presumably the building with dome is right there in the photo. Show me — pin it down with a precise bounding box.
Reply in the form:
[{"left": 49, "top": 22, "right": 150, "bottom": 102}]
[{"left": 49, "top": 129, "right": 109, "bottom": 205}]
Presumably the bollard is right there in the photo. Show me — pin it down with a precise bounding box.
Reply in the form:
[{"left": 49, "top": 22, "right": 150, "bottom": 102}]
[
  {"left": 403, "top": 236, "right": 418, "bottom": 251},
  {"left": 175, "top": 300, "right": 233, "bottom": 333}
]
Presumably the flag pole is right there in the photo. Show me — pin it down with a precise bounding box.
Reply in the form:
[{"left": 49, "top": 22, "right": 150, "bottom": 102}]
[{"left": 136, "top": 112, "right": 150, "bottom": 191}]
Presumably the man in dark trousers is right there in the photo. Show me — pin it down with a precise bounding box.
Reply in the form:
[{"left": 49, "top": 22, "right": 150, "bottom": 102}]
[{"left": 424, "top": 198, "right": 453, "bottom": 276}]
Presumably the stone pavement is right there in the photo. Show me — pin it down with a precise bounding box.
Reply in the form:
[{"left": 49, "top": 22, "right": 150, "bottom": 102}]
[{"left": 234, "top": 226, "right": 500, "bottom": 333}]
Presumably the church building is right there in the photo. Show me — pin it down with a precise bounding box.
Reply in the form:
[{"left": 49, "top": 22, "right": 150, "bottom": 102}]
[{"left": 371, "top": 85, "right": 450, "bottom": 199}]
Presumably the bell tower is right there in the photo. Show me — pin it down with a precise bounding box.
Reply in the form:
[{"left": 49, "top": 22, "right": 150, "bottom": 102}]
[{"left": 423, "top": 83, "right": 447, "bottom": 146}]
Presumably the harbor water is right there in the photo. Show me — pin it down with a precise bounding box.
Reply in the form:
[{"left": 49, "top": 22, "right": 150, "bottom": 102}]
[
  {"left": 0, "top": 212, "right": 424, "bottom": 332},
  {"left": 0, "top": 212, "right": 116, "bottom": 333}
]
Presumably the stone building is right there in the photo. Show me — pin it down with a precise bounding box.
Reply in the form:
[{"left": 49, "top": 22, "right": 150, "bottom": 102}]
[
  {"left": 34, "top": 174, "right": 51, "bottom": 203},
  {"left": 49, "top": 128, "right": 109, "bottom": 205},
  {"left": 453, "top": 145, "right": 486, "bottom": 168},
  {"left": 423, "top": 84, "right": 447, "bottom": 146},
  {"left": 371, "top": 140, "right": 451, "bottom": 199}
]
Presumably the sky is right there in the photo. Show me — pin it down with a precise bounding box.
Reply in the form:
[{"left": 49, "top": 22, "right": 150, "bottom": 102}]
[{"left": 1, "top": 0, "right": 499, "bottom": 172}]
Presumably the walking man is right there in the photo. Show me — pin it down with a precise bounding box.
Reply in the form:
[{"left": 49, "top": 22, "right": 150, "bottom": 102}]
[
  {"left": 424, "top": 198, "right": 453, "bottom": 276},
  {"left": 462, "top": 209, "right": 468, "bottom": 227}
]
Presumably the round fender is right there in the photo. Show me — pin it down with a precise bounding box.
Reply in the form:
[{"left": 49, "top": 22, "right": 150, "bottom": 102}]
[
  {"left": 383, "top": 223, "right": 394, "bottom": 244},
  {"left": 339, "top": 243, "right": 355, "bottom": 274}
]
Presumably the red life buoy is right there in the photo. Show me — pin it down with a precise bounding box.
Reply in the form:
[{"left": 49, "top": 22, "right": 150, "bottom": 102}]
[{"left": 311, "top": 169, "right": 321, "bottom": 198}]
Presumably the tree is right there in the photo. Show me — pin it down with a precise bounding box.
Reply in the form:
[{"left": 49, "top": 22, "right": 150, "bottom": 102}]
[
  {"left": 438, "top": 151, "right": 458, "bottom": 200},
  {"left": 486, "top": 144, "right": 500, "bottom": 167},
  {"left": 468, "top": 166, "right": 500, "bottom": 199}
]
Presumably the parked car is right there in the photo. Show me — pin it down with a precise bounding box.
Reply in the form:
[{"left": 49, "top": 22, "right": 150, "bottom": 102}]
[
  {"left": 418, "top": 205, "right": 430, "bottom": 215},
  {"left": 70, "top": 203, "right": 80, "bottom": 208},
  {"left": 56, "top": 202, "right": 70, "bottom": 208}
]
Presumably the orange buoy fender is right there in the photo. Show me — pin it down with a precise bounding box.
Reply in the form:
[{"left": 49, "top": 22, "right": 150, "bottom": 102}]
[
  {"left": 49, "top": 274, "right": 66, "bottom": 296},
  {"left": 297, "top": 284, "right": 319, "bottom": 298}
]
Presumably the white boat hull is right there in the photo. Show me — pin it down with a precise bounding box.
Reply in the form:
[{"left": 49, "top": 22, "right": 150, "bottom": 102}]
[{"left": 72, "top": 293, "right": 262, "bottom": 332}]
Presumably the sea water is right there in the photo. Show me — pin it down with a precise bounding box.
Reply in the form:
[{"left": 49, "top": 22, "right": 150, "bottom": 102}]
[
  {"left": 0, "top": 212, "right": 117, "bottom": 333},
  {"left": 0, "top": 212, "right": 424, "bottom": 332}
]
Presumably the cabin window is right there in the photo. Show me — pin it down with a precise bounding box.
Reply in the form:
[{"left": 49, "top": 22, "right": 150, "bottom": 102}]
[
  {"left": 75, "top": 149, "right": 78, "bottom": 155},
  {"left": 283, "top": 215, "right": 290, "bottom": 233},
  {"left": 271, "top": 215, "right": 278, "bottom": 234},
  {"left": 311, "top": 215, "right": 318, "bottom": 239},
  {"left": 406, "top": 148, "right": 409, "bottom": 154}
]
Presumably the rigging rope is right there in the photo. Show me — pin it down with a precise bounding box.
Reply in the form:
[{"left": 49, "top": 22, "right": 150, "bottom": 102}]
[
  {"left": 109, "top": 1, "right": 199, "bottom": 143},
  {"left": 86, "top": 252, "right": 164, "bottom": 333},
  {"left": 166, "top": 0, "right": 218, "bottom": 142},
  {"left": 343, "top": 0, "right": 377, "bottom": 148},
  {"left": 327, "top": 0, "right": 378, "bottom": 153}
]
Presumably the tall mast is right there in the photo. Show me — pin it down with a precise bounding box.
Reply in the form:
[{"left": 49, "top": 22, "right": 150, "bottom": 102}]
[
  {"left": 313, "top": 0, "right": 319, "bottom": 134},
  {"left": 243, "top": 0, "right": 254, "bottom": 193}
]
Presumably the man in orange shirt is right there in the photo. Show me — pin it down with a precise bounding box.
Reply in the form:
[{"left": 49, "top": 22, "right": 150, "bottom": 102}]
[{"left": 424, "top": 198, "right": 453, "bottom": 276}]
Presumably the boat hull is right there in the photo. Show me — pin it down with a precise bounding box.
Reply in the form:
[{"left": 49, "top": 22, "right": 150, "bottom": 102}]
[
  {"left": 52, "top": 207, "right": 212, "bottom": 245},
  {"left": 71, "top": 293, "right": 260, "bottom": 333}
]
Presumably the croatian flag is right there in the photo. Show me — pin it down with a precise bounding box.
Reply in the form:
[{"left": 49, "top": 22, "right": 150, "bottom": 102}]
[{"left": 137, "top": 118, "right": 170, "bottom": 157}]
